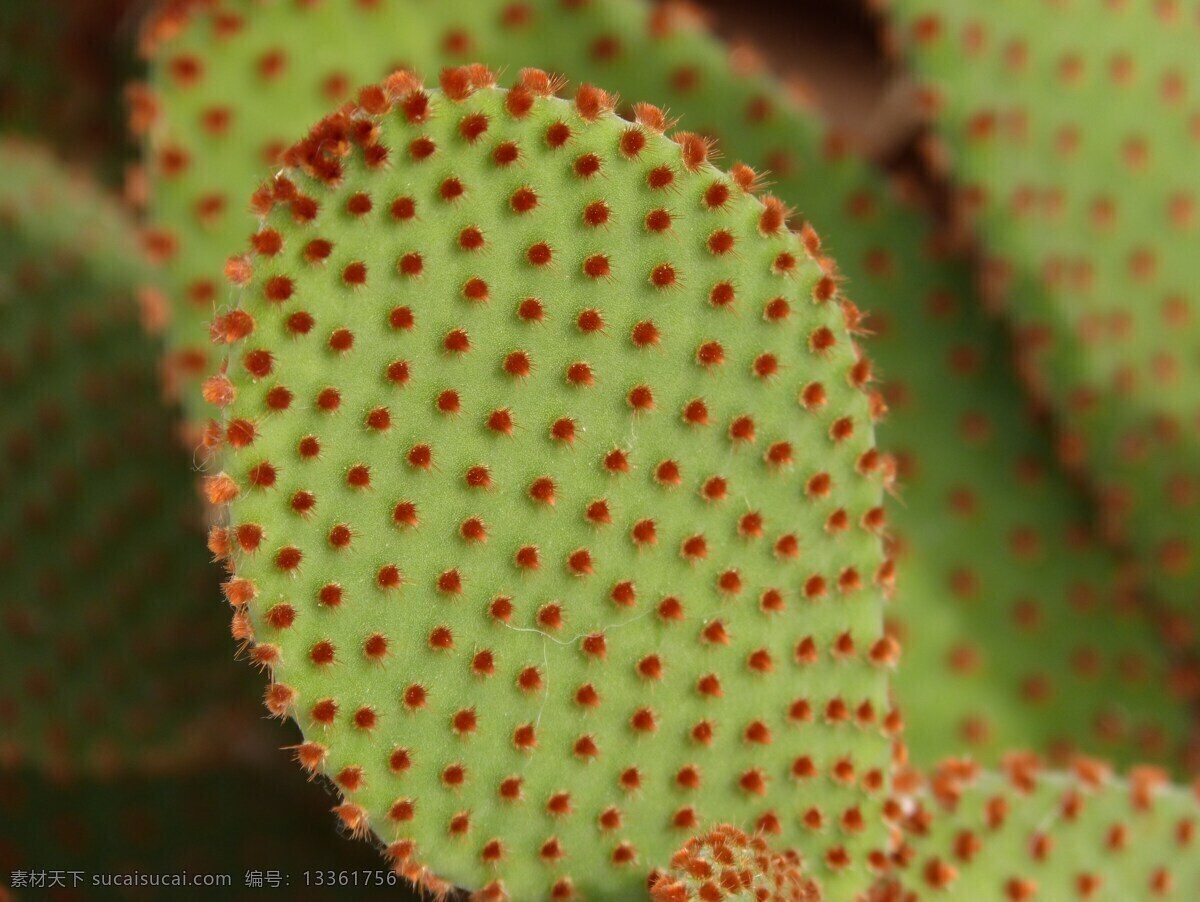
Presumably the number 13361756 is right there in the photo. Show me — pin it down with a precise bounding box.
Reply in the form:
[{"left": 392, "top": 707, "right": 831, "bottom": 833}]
[{"left": 303, "top": 870, "right": 399, "bottom": 887}]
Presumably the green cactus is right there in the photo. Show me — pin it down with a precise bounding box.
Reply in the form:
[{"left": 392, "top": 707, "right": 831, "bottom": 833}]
[
  {"left": 850, "top": 178, "right": 1198, "bottom": 772},
  {"left": 885, "top": 755, "right": 1200, "bottom": 899},
  {"left": 111, "top": 0, "right": 1200, "bottom": 895},
  {"left": 204, "top": 72, "right": 896, "bottom": 899},
  {"left": 648, "top": 824, "right": 818, "bottom": 901},
  {"left": 878, "top": 0, "right": 1200, "bottom": 636},
  {"left": 139, "top": 0, "right": 1195, "bottom": 775},
  {"left": 0, "top": 139, "right": 255, "bottom": 777}
]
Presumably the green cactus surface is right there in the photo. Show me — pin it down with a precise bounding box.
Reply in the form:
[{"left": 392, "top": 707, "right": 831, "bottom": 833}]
[
  {"left": 648, "top": 824, "right": 818, "bottom": 901},
  {"left": 853, "top": 184, "right": 1198, "bottom": 772},
  {"left": 143, "top": 0, "right": 1197, "bottom": 771},
  {"left": 887, "top": 755, "right": 1200, "bottom": 899},
  {"left": 205, "top": 72, "right": 896, "bottom": 899},
  {"left": 880, "top": 0, "right": 1200, "bottom": 635},
  {"left": 0, "top": 139, "right": 253, "bottom": 777}
]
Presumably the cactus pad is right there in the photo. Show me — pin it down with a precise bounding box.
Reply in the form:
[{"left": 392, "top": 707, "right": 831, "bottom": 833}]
[
  {"left": 881, "top": 0, "right": 1200, "bottom": 631},
  {"left": 889, "top": 756, "right": 1200, "bottom": 899},
  {"left": 0, "top": 139, "right": 251, "bottom": 776},
  {"left": 850, "top": 183, "right": 1197, "bottom": 772},
  {"left": 205, "top": 71, "right": 895, "bottom": 898},
  {"left": 142, "top": 0, "right": 1196, "bottom": 775}
]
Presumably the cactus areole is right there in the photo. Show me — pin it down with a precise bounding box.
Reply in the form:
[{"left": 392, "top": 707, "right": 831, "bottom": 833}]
[{"left": 205, "top": 69, "right": 896, "bottom": 899}]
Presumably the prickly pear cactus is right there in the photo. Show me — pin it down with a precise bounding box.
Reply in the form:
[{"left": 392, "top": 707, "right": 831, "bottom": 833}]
[
  {"left": 648, "top": 824, "right": 819, "bottom": 901},
  {"left": 205, "top": 71, "right": 896, "bottom": 898},
  {"left": 887, "top": 755, "right": 1200, "bottom": 899},
  {"left": 140, "top": 0, "right": 1196, "bottom": 773},
  {"left": 880, "top": 0, "right": 1200, "bottom": 632},
  {"left": 850, "top": 185, "right": 1197, "bottom": 772},
  {"left": 0, "top": 139, "right": 252, "bottom": 777}
]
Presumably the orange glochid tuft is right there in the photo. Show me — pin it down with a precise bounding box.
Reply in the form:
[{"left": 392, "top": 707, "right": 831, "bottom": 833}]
[
  {"left": 701, "top": 476, "right": 728, "bottom": 502},
  {"left": 379, "top": 563, "right": 403, "bottom": 592},
  {"left": 517, "top": 666, "right": 543, "bottom": 693},
  {"left": 729, "top": 415, "right": 755, "bottom": 443},
  {"left": 758, "top": 196, "right": 787, "bottom": 234},
  {"left": 437, "top": 390, "right": 460, "bottom": 414},
  {"left": 567, "top": 361, "right": 595, "bottom": 386},
  {"left": 545, "top": 120, "right": 572, "bottom": 149},
  {"left": 584, "top": 200, "right": 610, "bottom": 227},
  {"left": 510, "top": 186, "right": 538, "bottom": 213},
  {"left": 403, "top": 684, "right": 428, "bottom": 711},
  {"left": 493, "top": 141, "right": 520, "bottom": 165},
  {"left": 327, "top": 328, "right": 353, "bottom": 353},
  {"left": 577, "top": 308, "right": 604, "bottom": 333},
  {"left": 696, "top": 340, "right": 724, "bottom": 368},
  {"left": 365, "top": 406, "right": 391, "bottom": 431},
  {"left": 647, "top": 164, "right": 675, "bottom": 190},
  {"left": 460, "top": 517, "right": 487, "bottom": 543},
  {"left": 515, "top": 546, "right": 540, "bottom": 570},
  {"left": 265, "top": 602, "right": 294, "bottom": 629},
  {"left": 575, "top": 153, "right": 602, "bottom": 178},
  {"left": 619, "top": 127, "right": 647, "bottom": 159},
  {"left": 452, "top": 708, "right": 477, "bottom": 734},
  {"left": 583, "top": 253, "right": 611, "bottom": 278},
  {"left": 586, "top": 499, "right": 612, "bottom": 524},
  {"left": 682, "top": 398, "right": 710, "bottom": 426},
  {"left": 575, "top": 84, "right": 615, "bottom": 120},
  {"left": 315, "top": 387, "right": 341, "bottom": 412},
  {"left": 627, "top": 320, "right": 659, "bottom": 348},
  {"left": 490, "top": 596, "right": 514, "bottom": 623},
  {"left": 438, "top": 569, "right": 463, "bottom": 594},
  {"left": 398, "top": 252, "right": 423, "bottom": 277},
  {"left": 444, "top": 328, "right": 471, "bottom": 354},
  {"left": 649, "top": 263, "right": 678, "bottom": 288},
  {"left": 286, "top": 310, "right": 314, "bottom": 335},
  {"left": 504, "top": 350, "right": 532, "bottom": 378},
  {"left": 463, "top": 277, "right": 492, "bottom": 301},
  {"left": 526, "top": 242, "right": 553, "bottom": 266},
  {"left": 517, "top": 297, "right": 544, "bottom": 322},
  {"left": 352, "top": 707, "right": 377, "bottom": 731},
  {"left": 628, "top": 385, "right": 654, "bottom": 410},
  {"left": 674, "top": 132, "right": 714, "bottom": 171},
  {"left": 658, "top": 597, "right": 684, "bottom": 621},
  {"left": 568, "top": 549, "right": 594, "bottom": 575},
  {"left": 391, "top": 359, "right": 415, "bottom": 383},
  {"left": 540, "top": 602, "right": 561, "bottom": 628},
  {"left": 529, "top": 477, "right": 556, "bottom": 505},
  {"left": 264, "top": 683, "right": 295, "bottom": 717},
  {"left": 623, "top": 519, "right": 659, "bottom": 553},
  {"left": 487, "top": 408, "right": 514, "bottom": 434},
  {"left": 551, "top": 418, "right": 576, "bottom": 443},
  {"left": 471, "top": 650, "right": 495, "bottom": 677}
]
